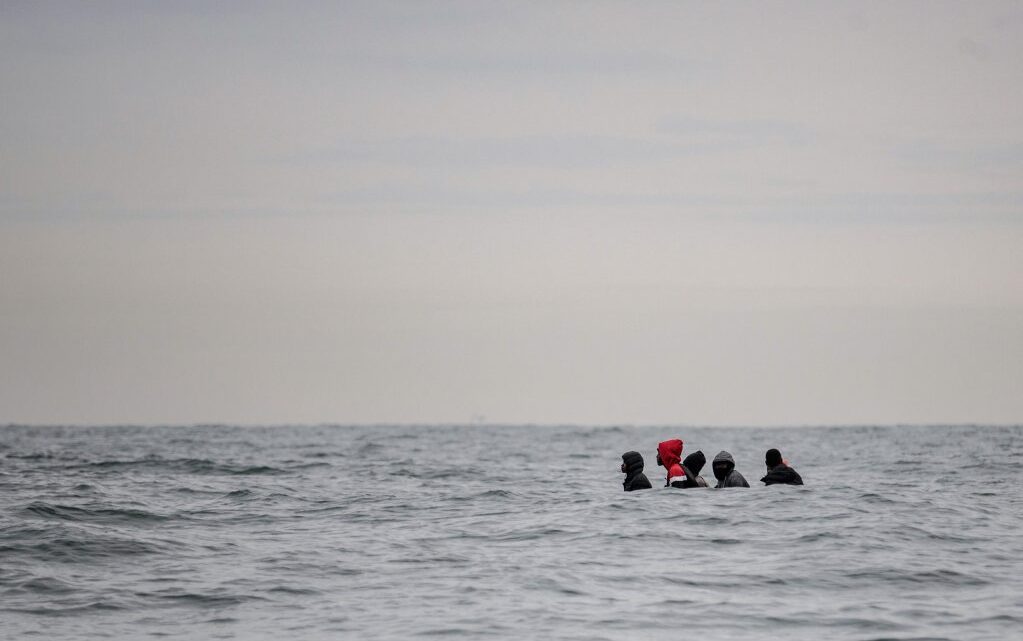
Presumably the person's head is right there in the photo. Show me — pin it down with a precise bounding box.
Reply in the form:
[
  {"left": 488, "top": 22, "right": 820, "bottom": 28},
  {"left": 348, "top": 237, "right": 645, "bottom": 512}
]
[
  {"left": 621, "top": 451, "right": 644, "bottom": 475},
  {"left": 656, "top": 439, "right": 683, "bottom": 469},
  {"left": 682, "top": 450, "right": 706, "bottom": 476},
  {"left": 765, "top": 448, "right": 783, "bottom": 469},
  {"left": 712, "top": 450, "right": 735, "bottom": 481}
]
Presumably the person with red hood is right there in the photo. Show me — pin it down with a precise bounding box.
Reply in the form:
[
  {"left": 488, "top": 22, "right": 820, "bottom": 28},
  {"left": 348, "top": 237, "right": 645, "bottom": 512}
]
[{"left": 656, "top": 439, "right": 688, "bottom": 488}]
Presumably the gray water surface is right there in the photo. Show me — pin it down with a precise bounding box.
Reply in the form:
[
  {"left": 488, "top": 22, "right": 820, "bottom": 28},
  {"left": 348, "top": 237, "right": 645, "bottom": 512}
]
[{"left": 2, "top": 424, "right": 1021, "bottom": 640}]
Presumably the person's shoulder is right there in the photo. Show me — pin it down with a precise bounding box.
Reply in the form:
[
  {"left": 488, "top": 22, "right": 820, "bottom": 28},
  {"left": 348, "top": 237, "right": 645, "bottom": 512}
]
[
  {"left": 760, "top": 469, "right": 779, "bottom": 484},
  {"left": 762, "top": 465, "right": 803, "bottom": 485},
  {"left": 627, "top": 473, "right": 652, "bottom": 490},
  {"left": 717, "top": 471, "right": 749, "bottom": 488}
]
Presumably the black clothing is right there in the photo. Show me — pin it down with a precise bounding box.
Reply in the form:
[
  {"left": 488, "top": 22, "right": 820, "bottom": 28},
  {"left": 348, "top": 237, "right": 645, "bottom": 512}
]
[
  {"left": 712, "top": 450, "right": 750, "bottom": 488},
  {"left": 761, "top": 464, "right": 803, "bottom": 486},
  {"left": 715, "top": 469, "right": 749, "bottom": 488},
  {"left": 625, "top": 473, "right": 653, "bottom": 491},
  {"left": 621, "top": 451, "right": 652, "bottom": 491},
  {"left": 679, "top": 450, "right": 709, "bottom": 488}
]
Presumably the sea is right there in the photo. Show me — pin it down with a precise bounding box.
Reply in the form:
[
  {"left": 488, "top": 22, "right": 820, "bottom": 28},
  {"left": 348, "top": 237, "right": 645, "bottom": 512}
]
[{"left": 1, "top": 424, "right": 1021, "bottom": 640}]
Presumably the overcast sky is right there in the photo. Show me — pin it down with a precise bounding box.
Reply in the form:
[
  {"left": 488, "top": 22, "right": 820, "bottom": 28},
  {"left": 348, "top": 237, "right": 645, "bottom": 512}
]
[{"left": 2, "top": 1, "right": 1021, "bottom": 425}]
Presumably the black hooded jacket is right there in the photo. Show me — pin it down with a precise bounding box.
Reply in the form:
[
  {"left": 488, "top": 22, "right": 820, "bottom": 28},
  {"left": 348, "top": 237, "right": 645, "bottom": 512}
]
[
  {"left": 712, "top": 451, "right": 750, "bottom": 488},
  {"left": 621, "top": 451, "right": 652, "bottom": 491},
  {"left": 761, "top": 464, "right": 804, "bottom": 486},
  {"left": 679, "top": 451, "right": 709, "bottom": 488}
]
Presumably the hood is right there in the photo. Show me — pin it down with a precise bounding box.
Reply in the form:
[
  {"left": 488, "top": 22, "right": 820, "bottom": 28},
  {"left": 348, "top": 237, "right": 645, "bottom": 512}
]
[
  {"left": 657, "top": 439, "right": 684, "bottom": 470},
  {"left": 712, "top": 450, "right": 735, "bottom": 481},
  {"left": 621, "top": 451, "right": 645, "bottom": 475},
  {"left": 682, "top": 450, "right": 706, "bottom": 476}
]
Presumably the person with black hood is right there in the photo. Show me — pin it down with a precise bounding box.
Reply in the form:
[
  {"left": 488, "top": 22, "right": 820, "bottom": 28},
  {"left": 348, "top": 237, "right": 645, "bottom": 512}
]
[
  {"left": 711, "top": 450, "right": 750, "bottom": 488},
  {"left": 679, "top": 450, "right": 709, "bottom": 488},
  {"left": 761, "top": 448, "right": 803, "bottom": 485},
  {"left": 620, "top": 451, "right": 652, "bottom": 491}
]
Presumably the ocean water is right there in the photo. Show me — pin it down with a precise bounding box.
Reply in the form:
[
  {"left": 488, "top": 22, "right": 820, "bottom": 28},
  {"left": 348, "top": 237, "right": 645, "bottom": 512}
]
[{"left": 1, "top": 424, "right": 1021, "bottom": 640}]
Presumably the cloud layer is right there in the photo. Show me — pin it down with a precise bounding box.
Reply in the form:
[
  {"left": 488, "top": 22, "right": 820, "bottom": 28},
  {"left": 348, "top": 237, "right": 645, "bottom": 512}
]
[{"left": 2, "top": 2, "right": 1021, "bottom": 424}]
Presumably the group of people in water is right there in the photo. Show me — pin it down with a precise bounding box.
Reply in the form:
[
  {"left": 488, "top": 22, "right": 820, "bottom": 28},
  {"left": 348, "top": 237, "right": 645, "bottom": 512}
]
[{"left": 620, "top": 438, "right": 804, "bottom": 491}]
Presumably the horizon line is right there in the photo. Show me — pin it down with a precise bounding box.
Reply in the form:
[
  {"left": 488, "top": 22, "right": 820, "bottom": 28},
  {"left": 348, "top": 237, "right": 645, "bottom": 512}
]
[{"left": 3, "top": 422, "right": 1021, "bottom": 430}]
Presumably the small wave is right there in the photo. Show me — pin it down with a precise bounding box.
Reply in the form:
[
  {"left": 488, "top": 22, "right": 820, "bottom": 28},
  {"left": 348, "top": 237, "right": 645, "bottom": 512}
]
[
  {"left": 151, "top": 592, "right": 268, "bottom": 608},
  {"left": 409, "top": 466, "right": 484, "bottom": 480},
  {"left": 859, "top": 493, "right": 898, "bottom": 504},
  {"left": 23, "top": 501, "right": 169, "bottom": 524},
  {"left": 387, "top": 555, "right": 471, "bottom": 566},
  {"left": 529, "top": 577, "right": 589, "bottom": 597},
  {"left": 910, "top": 569, "right": 991, "bottom": 585},
  {"left": 267, "top": 585, "right": 321, "bottom": 596},
  {"left": 330, "top": 568, "right": 362, "bottom": 577},
  {"left": 355, "top": 442, "right": 384, "bottom": 456},
  {"left": 415, "top": 627, "right": 477, "bottom": 637},
  {"left": 793, "top": 531, "right": 846, "bottom": 543},
  {"left": 1, "top": 535, "right": 163, "bottom": 561},
  {"left": 284, "top": 461, "right": 331, "bottom": 470},
  {"left": 6, "top": 577, "right": 76, "bottom": 595},
  {"left": 445, "top": 525, "right": 572, "bottom": 542},
  {"left": 494, "top": 526, "right": 573, "bottom": 542},
  {"left": 232, "top": 465, "right": 284, "bottom": 475},
  {"left": 847, "top": 568, "right": 990, "bottom": 587},
  {"left": 708, "top": 537, "right": 744, "bottom": 545},
  {"left": 472, "top": 489, "right": 516, "bottom": 499},
  {"left": 894, "top": 525, "right": 989, "bottom": 544},
  {"left": 6, "top": 452, "right": 82, "bottom": 462},
  {"left": 2, "top": 601, "right": 127, "bottom": 616},
  {"left": 659, "top": 598, "right": 699, "bottom": 606},
  {"left": 443, "top": 489, "right": 518, "bottom": 502},
  {"left": 79, "top": 458, "right": 285, "bottom": 476},
  {"left": 7, "top": 452, "right": 51, "bottom": 460},
  {"left": 170, "top": 486, "right": 227, "bottom": 496},
  {"left": 962, "top": 614, "right": 1023, "bottom": 625}
]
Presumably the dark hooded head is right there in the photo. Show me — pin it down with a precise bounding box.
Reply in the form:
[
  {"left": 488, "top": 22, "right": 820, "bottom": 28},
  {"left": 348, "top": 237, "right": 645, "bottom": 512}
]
[
  {"left": 621, "top": 451, "right": 645, "bottom": 476},
  {"left": 766, "top": 448, "right": 783, "bottom": 469},
  {"left": 712, "top": 450, "right": 736, "bottom": 481},
  {"left": 682, "top": 450, "right": 706, "bottom": 476}
]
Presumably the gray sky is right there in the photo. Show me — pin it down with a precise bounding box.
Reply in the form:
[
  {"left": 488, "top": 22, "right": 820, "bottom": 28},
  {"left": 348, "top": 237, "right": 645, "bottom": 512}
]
[{"left": 2, "top": 1, "right": 1021, "bottom": 425}]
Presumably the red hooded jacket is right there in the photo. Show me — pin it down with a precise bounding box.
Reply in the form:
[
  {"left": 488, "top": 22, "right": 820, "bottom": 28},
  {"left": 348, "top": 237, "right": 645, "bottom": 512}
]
[{"left": 657, "top": 439, "right": 685, "bottom": 487}]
